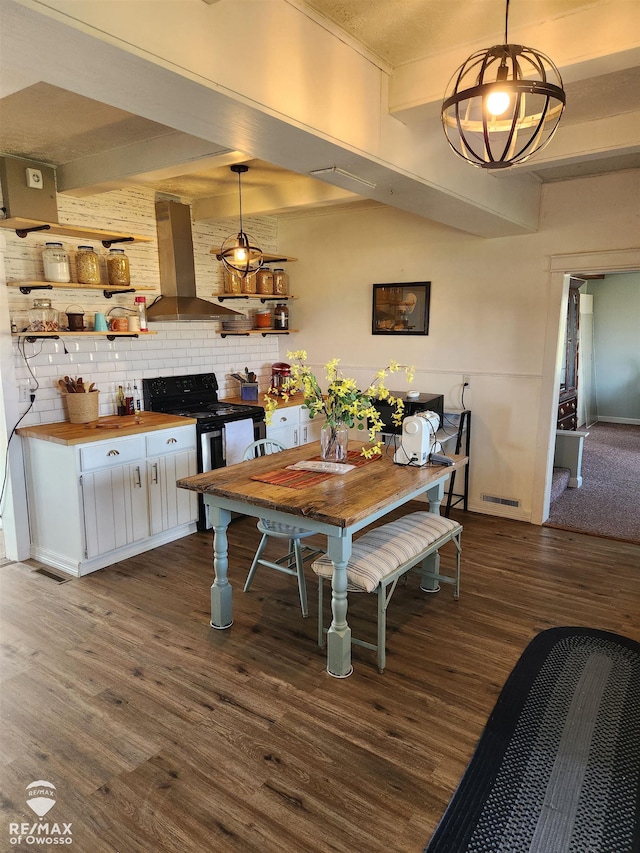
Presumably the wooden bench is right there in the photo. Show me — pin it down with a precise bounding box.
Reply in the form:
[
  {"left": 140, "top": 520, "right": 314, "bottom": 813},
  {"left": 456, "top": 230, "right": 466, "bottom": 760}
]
[{"left": 312, "top": 513, "right": 462, "bottom": 672}]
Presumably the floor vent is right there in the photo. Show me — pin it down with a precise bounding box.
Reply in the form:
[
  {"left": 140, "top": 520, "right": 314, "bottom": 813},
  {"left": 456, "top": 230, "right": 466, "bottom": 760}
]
[
  {"left": 33, "top": 568, "right": 71, "bottom": 583},
  {"left": 482, "top": 494, "right": 520, "bottom": 508}
]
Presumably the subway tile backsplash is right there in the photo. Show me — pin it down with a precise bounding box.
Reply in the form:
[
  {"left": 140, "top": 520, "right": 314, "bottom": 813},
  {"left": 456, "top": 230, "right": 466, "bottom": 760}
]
[{"left": 4, "top": 185, "right": 284, "bottom": 425}]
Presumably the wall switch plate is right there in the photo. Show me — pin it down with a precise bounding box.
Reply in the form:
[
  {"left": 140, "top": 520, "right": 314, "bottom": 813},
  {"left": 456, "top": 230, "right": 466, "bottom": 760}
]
[
  {"left": 463, "top": 374, "right": 471, "bottom": 387},
  {"left": 26, "top": 167, "right": 43, "bottom": 189}
]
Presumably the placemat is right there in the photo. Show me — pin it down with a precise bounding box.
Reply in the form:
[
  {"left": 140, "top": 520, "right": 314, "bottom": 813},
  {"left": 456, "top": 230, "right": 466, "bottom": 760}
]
[{"left": 251, "top": 450, "right": 380, "bottom": 490}]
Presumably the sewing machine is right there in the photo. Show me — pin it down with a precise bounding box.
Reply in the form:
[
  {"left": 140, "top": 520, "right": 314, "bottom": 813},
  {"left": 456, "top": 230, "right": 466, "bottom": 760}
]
[{"left": 393, "top": 411, "right": 441, "bottom": 466}]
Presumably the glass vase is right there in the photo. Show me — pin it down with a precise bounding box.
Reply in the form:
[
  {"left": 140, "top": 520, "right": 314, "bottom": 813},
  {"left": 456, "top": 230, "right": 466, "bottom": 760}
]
[{"left": 320, "top": 421, "right": 349, "bottom": 462}]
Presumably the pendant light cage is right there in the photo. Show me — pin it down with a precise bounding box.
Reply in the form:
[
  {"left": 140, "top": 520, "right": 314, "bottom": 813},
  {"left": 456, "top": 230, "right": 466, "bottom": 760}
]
[
  {"left": 441, "top": 3, "right": 565, "bottom": 170},
  {"left": 216, "top": 164, "right": 264, "bottom": 277}
]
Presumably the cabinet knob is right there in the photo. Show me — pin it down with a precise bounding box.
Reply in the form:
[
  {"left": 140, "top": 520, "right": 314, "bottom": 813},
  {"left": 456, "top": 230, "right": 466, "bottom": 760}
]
[
  {"left": 107, "top": 449, "right": 120, "bottom": 456},
  {"left": 167, "top": 437, "right": 177, "bottom": 444}
]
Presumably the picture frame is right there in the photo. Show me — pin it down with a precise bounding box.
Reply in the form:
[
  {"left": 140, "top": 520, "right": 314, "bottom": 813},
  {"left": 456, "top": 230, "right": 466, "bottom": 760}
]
[{"left": 372, "top": 282, "right": 431, "bottom": 335}]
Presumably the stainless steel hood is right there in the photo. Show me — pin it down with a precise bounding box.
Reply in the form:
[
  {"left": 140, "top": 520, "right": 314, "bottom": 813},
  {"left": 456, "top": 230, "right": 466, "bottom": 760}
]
[{"left": 147, "top": 199, "right": 241, "bottom": 322}]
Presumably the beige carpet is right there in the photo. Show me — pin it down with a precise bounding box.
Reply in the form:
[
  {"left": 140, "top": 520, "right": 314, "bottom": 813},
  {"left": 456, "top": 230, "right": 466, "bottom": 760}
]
[{"left": 545, "top": 423, "right": 640, "bottom": 545}]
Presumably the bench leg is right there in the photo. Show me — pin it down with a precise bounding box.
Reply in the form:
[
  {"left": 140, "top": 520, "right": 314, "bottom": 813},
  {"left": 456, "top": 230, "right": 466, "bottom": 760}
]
[{"left": 318, "top": 576, "right": 325, "bottom": 648}]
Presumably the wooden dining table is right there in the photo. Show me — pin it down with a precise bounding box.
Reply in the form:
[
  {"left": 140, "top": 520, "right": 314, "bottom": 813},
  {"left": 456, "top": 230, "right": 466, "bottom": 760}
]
[{"left": 177, "top": 441, "right": 468, "bottom": 678}]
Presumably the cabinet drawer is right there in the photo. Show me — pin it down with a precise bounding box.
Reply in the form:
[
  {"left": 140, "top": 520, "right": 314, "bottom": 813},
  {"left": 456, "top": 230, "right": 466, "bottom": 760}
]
[
  {"left": 270, "top": 407, "right": 299, "bottom": 427},
  {"left": 146, "top": 425, "right": 196, "bottom": 457},
  {"left": 80, "top": 436, "right": 145, "bottom": 471}
]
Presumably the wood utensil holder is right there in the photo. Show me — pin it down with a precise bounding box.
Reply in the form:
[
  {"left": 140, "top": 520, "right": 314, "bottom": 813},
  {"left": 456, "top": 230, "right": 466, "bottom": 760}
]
[{"left": 65, "top": 391, "right": 99, "bottom": 423}]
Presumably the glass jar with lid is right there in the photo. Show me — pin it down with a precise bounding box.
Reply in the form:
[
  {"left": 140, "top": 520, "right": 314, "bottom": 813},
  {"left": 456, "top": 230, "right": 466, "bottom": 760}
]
[
  {"left": 273, "top": 268, "right": 288, "bottom": 296},
  {"left": 224, "top": 269, "right": 242, "bottom": 294},
  {"left": 273, "top": 302, "right": 289, "bottom": 330},
  {"left": 241, "top": 271, "right": 257, "bottom": 294},
  {"left": 42, "top": 242, "right": 70, "bottom": 283},
  {"left": 256, "top": 267, "right": 274, "bottom": 295},
  {"left": 106, "top": 247, "right": 130, "bottom": 285},
  {"left": 29, "top": 298, "right": 59, "bottom": 332},
  {"left": 75, "top": 245, "right": 101, "bottom": 284}
]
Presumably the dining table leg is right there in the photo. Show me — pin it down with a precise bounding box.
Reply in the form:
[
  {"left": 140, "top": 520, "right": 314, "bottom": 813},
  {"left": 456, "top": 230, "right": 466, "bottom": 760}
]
[
  {"left": 421, "top": 480, "right": 446, "bottom": 592},
  {"left": 326, "top": 533, "right": 353, "bottom": 678},
  {"left": 209, "top": 504, "right": 233, "bottom": 629}
]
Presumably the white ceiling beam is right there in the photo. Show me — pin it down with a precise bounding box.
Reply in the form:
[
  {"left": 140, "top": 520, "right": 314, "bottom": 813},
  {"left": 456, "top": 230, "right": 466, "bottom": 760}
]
[
  {"left": 193, "top": 175, "right": 356, "bottom": 219},
  {"left": 0, "top": 0, "right": 541, "bottom": 236},
  {"left": 56, "top": 134, "right": 245, "bottom": 196},
  {"left": 389, "top": 3, "right": 640, "bottom": 124},
  {"left": 496, "top": 112, "right": 640, "bottom": 176}
]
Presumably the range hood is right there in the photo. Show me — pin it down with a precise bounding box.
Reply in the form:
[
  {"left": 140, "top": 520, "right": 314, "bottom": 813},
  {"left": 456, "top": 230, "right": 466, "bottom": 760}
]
[{"left": 147, "top": 200, "right": 241, "bottom": 322}]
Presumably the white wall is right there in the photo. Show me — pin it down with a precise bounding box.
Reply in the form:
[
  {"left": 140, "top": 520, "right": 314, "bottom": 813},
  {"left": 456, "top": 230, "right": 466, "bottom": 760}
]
[
  {"left": 278, "top": 169, "right": 640, "bottom": 522},
  {"left": 588, "top": 272, "right": 640, "bottom": 423}
]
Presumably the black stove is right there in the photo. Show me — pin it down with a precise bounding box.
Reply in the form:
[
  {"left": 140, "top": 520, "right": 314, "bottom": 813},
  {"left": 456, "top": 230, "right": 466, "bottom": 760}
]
[
  {"left": 142, "top": 372, "right": 266, "bottom": 531},
  {"left": 142, "top": 373, "right": 264, "bottom": 428}
]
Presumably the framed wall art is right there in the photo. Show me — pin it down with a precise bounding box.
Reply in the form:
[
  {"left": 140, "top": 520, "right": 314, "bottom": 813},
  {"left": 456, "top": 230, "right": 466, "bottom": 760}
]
[{"left": 372, "top": 282, "right": 431, "bottom": 335}]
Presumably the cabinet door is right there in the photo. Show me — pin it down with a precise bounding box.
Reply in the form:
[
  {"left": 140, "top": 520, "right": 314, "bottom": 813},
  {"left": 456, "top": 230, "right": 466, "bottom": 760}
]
[
  {"left": 299, "top": 406, "right": 324, "bottom": 444},
  {"left": 265, "top": 423, "right": 299, "bottom": 449},
  {"left": 266, "top": 406, "right": 300, "bottom": 449},
  {"left": 82, "top": 463, "right": 149, "bottom": 558},
  {"left": 148, "top": 449, "right": 198, "bottom": 535}
]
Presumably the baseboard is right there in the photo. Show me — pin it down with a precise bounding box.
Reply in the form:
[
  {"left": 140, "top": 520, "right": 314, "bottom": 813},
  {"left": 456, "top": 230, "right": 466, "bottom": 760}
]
[{"left": 596, "top": 417, "right": 640, "bottom": 425}]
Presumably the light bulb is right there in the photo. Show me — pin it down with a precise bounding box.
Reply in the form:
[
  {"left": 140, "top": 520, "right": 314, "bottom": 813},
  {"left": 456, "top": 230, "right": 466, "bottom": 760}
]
[
  {"left": 487, "top": 89, "right": 511, "bottom": 116},
  {"left": 234, "top": 246, "right": 248, "bottom": 264}
]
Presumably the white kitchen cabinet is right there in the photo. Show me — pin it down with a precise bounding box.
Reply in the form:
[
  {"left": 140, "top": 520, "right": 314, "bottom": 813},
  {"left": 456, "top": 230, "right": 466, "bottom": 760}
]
[
  {"left": 266, "top": 404, "right": 325, "bottom": 449},
  {"left": 21, "top": 424, "right": 197, "bottom": 577},
  {"left": 146, "top": 428, "right": 198, "bottom": 535}
]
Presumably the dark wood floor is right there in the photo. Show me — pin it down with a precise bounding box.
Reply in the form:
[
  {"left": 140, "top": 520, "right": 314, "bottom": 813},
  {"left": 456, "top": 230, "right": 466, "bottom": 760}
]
[{"left": 1, "top": 506, "right": 639, "bottom": 852}]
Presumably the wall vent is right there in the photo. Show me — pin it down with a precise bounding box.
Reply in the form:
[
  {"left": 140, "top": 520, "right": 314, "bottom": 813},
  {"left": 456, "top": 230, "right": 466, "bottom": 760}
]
[{"left": 482, "top": 494, "right": 520, "bottom": 508}]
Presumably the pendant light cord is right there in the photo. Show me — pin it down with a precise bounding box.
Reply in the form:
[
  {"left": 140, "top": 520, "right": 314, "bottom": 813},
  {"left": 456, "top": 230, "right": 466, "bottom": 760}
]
[
  {"left": 504, "top": 0, "right": 510, "bottom": 44},
  {"left": 237, "top": 170, "right": 244, "bottom": 234}
]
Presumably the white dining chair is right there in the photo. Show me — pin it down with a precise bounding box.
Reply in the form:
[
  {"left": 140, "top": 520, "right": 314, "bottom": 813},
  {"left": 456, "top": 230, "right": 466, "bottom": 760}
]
[{"left": 242, "top": 439, "right": 322, "bottom": 617}]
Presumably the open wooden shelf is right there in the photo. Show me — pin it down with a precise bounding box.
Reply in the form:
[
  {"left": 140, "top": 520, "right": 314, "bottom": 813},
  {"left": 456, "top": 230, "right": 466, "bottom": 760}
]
[
  {"left": 12, "top": 331, "right": 157, "bottom": 341},
  {"left": 7, "top": 281, "right": 156, "bottom": 298},
  {"left": 0, "top": 217, "right": 152, "bottom": 247},
  {"left": 210, "top": 250, "right": 296, "bottom": 263},
  {"left": 220, "top": 329, "right": 297, "bottom": 338},
  {"left": 216, "top": 294, "right": 297, "bottom": 302}
]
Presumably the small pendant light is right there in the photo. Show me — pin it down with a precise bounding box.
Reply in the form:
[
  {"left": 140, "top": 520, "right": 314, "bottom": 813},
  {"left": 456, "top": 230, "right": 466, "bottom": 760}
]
[
  {"left": 441, "top": 0, "right": 566, "bottom": 169},
  {"left": 216, "top": 164, "right": 263, "bottom": 277}
]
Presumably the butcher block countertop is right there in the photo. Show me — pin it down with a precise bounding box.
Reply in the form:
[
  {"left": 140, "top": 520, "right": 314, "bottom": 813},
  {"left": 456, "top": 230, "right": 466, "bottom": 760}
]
[
  {"left": 16, "top": 412, "right": 197, "bottom": 446},
  {"left": 220, "top": 392, "right": 304, "bottom": 410}
]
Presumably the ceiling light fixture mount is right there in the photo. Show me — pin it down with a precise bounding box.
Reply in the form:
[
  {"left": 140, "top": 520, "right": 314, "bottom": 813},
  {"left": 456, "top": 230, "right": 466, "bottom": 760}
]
[
  {"left": 441, "top": 0, "right": 566, "bottom": 169},
  {"left": 216, "top": 164, "right": 263, "bottom": 277}
]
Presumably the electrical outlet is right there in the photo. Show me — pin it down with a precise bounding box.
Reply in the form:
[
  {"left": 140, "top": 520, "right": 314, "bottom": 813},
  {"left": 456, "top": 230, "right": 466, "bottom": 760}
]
[
  {"left": 463, "top": 374, "right": 471, "bottom": 388},
  {"left": 19, "top": 383, "right": 31, "bottom": 402},
  {"left": 25, "top": 167, "right": 43, "bottom": 189}
]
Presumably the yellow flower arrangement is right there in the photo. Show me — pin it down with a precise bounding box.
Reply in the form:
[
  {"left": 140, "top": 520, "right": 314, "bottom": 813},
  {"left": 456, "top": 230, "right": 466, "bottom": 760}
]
[{"left": 265, "top": 350, "right": 415, "bottom": 457}]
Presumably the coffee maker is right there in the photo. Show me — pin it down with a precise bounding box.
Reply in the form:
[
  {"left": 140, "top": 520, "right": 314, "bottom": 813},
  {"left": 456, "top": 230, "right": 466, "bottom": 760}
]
[{"left": 270, "top": 362, "right": 291, "bottom": 395}]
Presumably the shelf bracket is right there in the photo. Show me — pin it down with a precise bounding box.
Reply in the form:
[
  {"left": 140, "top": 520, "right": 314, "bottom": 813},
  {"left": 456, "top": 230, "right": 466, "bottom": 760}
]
[
  {"left": 218, "top": 295, "right": 249, "bottom": 302},
  {"left": 220, "top": 332, "right": 250, "bottom": 339},
  {"left": 101, "top": 236, "right": 135, "bottom": 249},
  {"left": 106, "top": 334, "right": 139, "bottom": 340},
  {"left": 103, "top": 288, "right": 136, "bottom": 298},
  {"left": 19, "top": 284, "right": 54, "bottom": 295},
  {"left": 25, "top": 334, "right": 60, "bottom": 343},
  {"left": 16, "top": 224, "right": 51, "bottom": 238},
  {"left": 262, "top": 331, "right": 289, "bottom": 337}
]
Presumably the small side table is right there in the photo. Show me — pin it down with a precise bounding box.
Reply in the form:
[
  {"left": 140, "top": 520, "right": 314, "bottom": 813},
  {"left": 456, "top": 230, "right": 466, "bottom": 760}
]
[{"left": 444, "top": 409, "right": 471, "bottom": 516}]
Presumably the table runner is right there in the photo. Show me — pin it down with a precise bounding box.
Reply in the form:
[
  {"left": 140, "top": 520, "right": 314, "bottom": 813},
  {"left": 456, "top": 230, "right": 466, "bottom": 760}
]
[{"left": 251, "top": 451, "right": 380, "bottom": 490}]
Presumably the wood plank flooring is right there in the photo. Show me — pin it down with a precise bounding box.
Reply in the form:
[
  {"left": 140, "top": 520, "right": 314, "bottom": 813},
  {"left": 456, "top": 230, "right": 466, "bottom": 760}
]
[{"left": 1, "top": 507, "right": 639, "bottom": 852}]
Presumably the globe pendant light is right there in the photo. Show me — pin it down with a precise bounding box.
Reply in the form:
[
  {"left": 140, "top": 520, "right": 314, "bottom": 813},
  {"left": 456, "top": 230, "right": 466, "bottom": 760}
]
[
  {"left": 216, "top": 164, "right": 263, "bottom": 277},
  {"left": 441, "top": 0, "right": 566, "bottom": 169}
]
